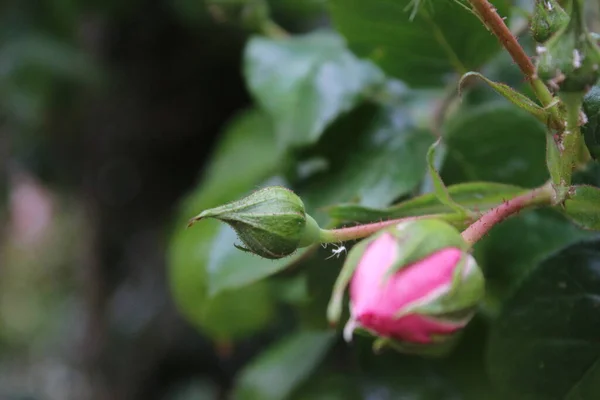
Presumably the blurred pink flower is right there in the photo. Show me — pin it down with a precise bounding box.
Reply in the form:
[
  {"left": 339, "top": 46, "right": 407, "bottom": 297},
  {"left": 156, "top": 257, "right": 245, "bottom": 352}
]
[{"left": 9, "top": 173, "right": 54, "bottom": 246}]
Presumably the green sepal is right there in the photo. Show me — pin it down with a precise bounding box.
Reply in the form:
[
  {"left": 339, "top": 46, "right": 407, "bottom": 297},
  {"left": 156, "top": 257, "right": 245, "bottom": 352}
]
[
  {"left": 372, "top": 330, "right": 462, "bottom": 357},
  {"left": 427, "top": 139, "right": 472, "bottom": 217},
  {"left": 384, "top": 219, "right": 469, "bottom": 281}
]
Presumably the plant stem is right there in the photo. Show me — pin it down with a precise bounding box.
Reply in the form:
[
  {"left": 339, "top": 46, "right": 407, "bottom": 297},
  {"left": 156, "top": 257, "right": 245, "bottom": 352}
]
[
  {"left": 466, "top": 0, "right": 561, "bottom": 121},
  {"left": 468, "top": 0, "right": 535, "bottom": 76},
  {"left": 558, "top": 93, "right": 584, "bottom": 187},
  {"left": 461, "top": 182, "right": 555, "bottom": 245},
  {"left": 319, "top": 213, "right": 468, "bottom": 243}
]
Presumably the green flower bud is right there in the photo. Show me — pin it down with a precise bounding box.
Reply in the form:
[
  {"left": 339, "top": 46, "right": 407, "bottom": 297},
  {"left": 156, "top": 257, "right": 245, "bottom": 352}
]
[
  {"left": 531, "top": 0, "right": 569, "bottom": 43},
  {"left": 188, "top": 186, "right": 321, "bottom": 259},
  {"left": 582, "top": 84, "right": 600, "bottom": 160},
  {"left": 536, "top": 0, "right": 600, "bottom": 93}
]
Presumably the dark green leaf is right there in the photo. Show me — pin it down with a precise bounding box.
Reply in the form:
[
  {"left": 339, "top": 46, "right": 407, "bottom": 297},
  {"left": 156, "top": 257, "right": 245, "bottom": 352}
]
[
  {"left": 327, "top": 182, "right": 526, "bottom": 223},
  {"left": 562, "top": 185, "right": 600, "bottom": 230},
  {"left": 442, "top": 103, "right": 548, "bottom": 187},
  {"left": 474, "top": 209, "right": 592, "bottom": 312},
  {"left": 233, "top": 330, "right": 336, "bottom": 400},
  {"left": 244, "top": 31, "right": 385, "bottom": 149},
  {"left": 291, "top": 372, "right": 361, "bottom": 400},
  {"left": 330, "top": 0, "right": 508, "bottom": 87},
  {"left": 582, "top": 85, "right": 600, "bottom": 160},
  {"left": 298, "top": 105, "right": 434, "bottom": 222},
  {"left": 487, "top": 239, "right": 600, "bottom": 399},
  {"left": 439, "top": 318, "right": 502, "bottom": 400},
  {"left": 353, "top": 337, "right": 459, "bottom": 399}
]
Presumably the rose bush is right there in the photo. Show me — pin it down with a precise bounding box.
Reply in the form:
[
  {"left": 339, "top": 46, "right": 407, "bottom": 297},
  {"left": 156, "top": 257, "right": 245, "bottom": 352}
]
[{"left": 170, "top": 0, "right": 600, "bottom": 398}]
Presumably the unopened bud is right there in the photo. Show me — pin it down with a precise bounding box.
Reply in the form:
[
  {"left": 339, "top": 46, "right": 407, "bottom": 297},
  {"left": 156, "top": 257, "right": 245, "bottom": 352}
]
[
  {"left": 188, "top": 186, "right": 320, "bottom": 259},
  {"left": 536, "top": 0, "right": 600, "bottom": 93},
  {"left": 328, "top": 219, "right": 484, "bottom": 355},
  {"left": 531, "top": 0, "right": 569, "bottom": 43}
]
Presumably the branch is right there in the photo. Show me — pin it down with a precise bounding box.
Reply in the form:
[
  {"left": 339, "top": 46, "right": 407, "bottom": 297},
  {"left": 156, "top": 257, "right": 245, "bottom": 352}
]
[
  {"left": 461, "top": 182, "right": 555, "bottom": 245},
  {"left": 466, "top": 0, "right": 558, "bottom": 113},
  {"left": 319, "top": 213, "right": 469, "bottom": 243}
]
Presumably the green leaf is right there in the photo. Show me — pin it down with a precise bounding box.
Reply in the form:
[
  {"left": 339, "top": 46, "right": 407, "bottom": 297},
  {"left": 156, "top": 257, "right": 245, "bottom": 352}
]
[
  {"left": 427, "top": 139, "right": 470, "bottom": 215},
  {"left": 442, "top": 103, "right": 548, "bottom": 187},
  {"left": 439, "top": 318, "right": 502, "bottom": 400},
  {"left": 562, "top": 185, "right": 600, "bottom": 230},
  {"left": 582, "top": 85, "right": 600, "bottom": 160},
  {"left": 168, "top": 109, "right": 283, "bottom": 339},
  {"left": 487, "top": 239, "right": 600, "bottom": 399},
  {"left": 207, "top": 223, "right": 312, "bottom": 295},
  {"left": 459, "top": 72, "right": 551, "bottom": 125},
  {"left": 233, "top": 330, "right": 336, "bottom": 400},
  {"left": 352, "top": 338, "right": 460, "bottom": 399},
  {"left": 330, "top": 0, "right": 508, "bottom": 87},
  {"left": 474, "top": 209, "right": 592, "bottom": 313},
  {"left": 169, "top": 221, "right": 275, "bottom": 340},
  {"left": 297, "top": 105, "right": 434, "bottom": 222},
  {"left": 327, "top": 182, "right": 526, "bottom": 223},
  {"left": 244, "top": 31, "right": 385, "bottom": 149}
]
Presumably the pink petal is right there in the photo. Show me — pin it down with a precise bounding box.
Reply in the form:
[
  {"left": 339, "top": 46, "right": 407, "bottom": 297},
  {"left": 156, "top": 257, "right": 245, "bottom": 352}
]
[
  {"left": 358, "top": 313, "right": 465, "bottom": 343},
  {"left": 349, "top": 233, "right": 399, "bottom": 312},
  {"left": 350, "top": 244, "right": 465, "bottom": 342}
]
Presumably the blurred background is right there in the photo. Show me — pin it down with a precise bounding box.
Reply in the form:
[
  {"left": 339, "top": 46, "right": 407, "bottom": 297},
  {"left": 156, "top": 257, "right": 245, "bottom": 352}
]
[{"left": 0, "top": 1, "right": 328, "bottom": 399}]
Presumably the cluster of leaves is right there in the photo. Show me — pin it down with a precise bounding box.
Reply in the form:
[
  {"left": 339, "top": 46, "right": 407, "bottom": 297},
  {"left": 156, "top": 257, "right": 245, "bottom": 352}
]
[{"left": 169, "top": 0, "right": 600, "bottom": 398}]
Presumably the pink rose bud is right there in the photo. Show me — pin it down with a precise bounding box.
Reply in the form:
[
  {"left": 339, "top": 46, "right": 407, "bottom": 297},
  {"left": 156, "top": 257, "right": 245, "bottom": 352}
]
[{"left": 327, "top": 219, "right": 484, "bottom": 355}]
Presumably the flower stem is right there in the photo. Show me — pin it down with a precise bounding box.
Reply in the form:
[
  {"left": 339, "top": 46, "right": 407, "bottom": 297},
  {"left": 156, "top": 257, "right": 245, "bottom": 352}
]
[
  {"left": 461, "top": 182, "right": 555, "bottom": 245},
  {"left": 558, "top": 93, "right": 584, "bottom": 187},
  {"left": 466, "top": 0, "right": 561, "bottom": 122},
  {"left": 319, "top": 213, "right": 469, "bottom": 243}
]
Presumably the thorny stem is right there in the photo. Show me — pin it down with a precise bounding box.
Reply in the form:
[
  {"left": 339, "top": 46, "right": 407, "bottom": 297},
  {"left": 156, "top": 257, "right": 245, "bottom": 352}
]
[
  {"left": 461, "top": 181, "right": 555, "bottom": 245},
  {"left": 319, "top": 213, "right": 468, "bottom": 243},
  {"left": 466, "top": 0, "right": 561, "bottom": 122}
]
